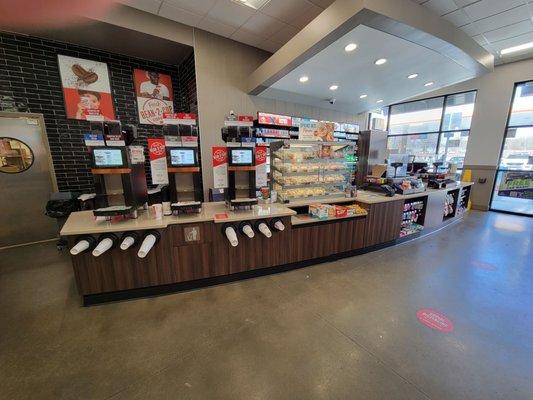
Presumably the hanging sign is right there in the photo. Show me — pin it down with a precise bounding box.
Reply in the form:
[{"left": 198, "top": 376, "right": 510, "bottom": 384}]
[
  {"left": 83, "top": 133, "right": 105, "bottom": 147},
  {"left": 212, "top": 146, "right": 228, "bottom": 189},
  {"left": 133, "top": 69, "right": 174, "bottom": 125},
  {"left": 255, "top": 145, "right": 268, "bottom": 188},
  {"left": 298, "top": 118, "right": 318, "bottom": 140},
  {"left": 224, "top": 115, "right": 254, "bottom": 127},
  {"left": 147, "top": 138, "right": 168, "bottom": 184},
  {"left": 257, "top": 112, "right": 292, "bottom": 127}
]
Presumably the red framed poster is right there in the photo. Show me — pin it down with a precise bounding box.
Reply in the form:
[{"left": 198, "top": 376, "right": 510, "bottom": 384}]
[{"left": 133, "top": 69, "right": 174, "bottom": 125}]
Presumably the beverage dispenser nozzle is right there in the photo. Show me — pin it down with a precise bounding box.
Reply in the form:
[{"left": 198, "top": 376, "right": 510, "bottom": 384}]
[
  {"left": 137, "top": 231, "right": 161, "bottom": 258},
  {"left": 92, "top": 234, "right": 118, "bottom": 257},
  {"left": 223, "top": 223, "right": 239, "bottom": 247},
  {"left": 120, "top": 232, "right": 139, "bottom": 250},
  {"left": 70, "top": 236, "right": 96, "bottom": 255}
]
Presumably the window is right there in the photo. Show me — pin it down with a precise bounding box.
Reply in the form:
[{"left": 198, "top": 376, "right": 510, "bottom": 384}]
[
  {"left": 0, "top": 137, "right": 34, "bottom": 174},
  {"left": 490, "top": 81, "right": 533, "bottom": 216},
  {"left": 387, "top": 91, "right": 476, "bottom": 176}
]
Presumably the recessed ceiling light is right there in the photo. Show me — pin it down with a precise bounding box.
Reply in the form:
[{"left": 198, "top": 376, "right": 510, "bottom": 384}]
[
  {"left": 329, "top": 85, "right": 338, "bottom": 91},
  {"left": 407, "top": 73, "right": 418, "bottom": 79},
  {"left": 375, "top": 58, "right": 387, "bottom": 65},
  {"left": 231, "top": 0, "right": 270, "bottom": 10},
  {"left": 344, "top": 43, "right": 357, "bottom": 52},
  {"left": 360, "top": 94, "right": 368, "bottom": 99},
  {"left": 500, "top": 41, "right": 533, "bottom": 55},
  {"left": 299, "top": 76, "right": 309, "bottom": 83},
  {"left": 376, "top": 99, "right": 383, "bottom": 103},
  {"left": 424, "top": 81, "right": 434, "bottom": 87}
]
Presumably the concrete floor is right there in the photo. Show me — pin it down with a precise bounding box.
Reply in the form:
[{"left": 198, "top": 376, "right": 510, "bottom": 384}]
[{"left": 0, "top": 211, "right": 532, "bottom": 400}]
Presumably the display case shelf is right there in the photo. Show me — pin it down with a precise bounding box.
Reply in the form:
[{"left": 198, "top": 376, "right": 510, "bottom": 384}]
[{"left": 270, "top": 140, "right": 356, "bottom": 203}]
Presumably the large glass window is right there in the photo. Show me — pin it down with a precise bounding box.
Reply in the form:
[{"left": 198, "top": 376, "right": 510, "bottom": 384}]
[
  {"left": 387, "top": 91, "right": 476, "bottom": 175},
  {"left": 490, "top": 81, "right": 533, "bottom": 216}
]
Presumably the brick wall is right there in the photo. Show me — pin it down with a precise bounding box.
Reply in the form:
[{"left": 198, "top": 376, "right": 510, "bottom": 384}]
[{"left": 0, "top": 31, "right": 197, "bottom": 192}]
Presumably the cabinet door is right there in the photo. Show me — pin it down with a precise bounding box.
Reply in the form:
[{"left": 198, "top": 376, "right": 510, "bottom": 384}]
[{"left": 362, "top": 200, "right": 403, "bottom": 247}]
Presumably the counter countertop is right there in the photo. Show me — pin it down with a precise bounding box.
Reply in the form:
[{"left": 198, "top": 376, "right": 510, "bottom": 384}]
[
  {"left": 60, "top": 202, "right": 296, "bottom": 236},
  {"left": 291, "top": 212, "right": 367, "bottom": 226},
  {"left": 354, "top": 182, "right": 473, "bottom": 205}
]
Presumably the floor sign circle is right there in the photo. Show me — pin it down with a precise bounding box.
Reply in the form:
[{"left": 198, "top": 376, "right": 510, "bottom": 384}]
[{"left": 416, "top": 309, "right": 454, "bottom": 332}]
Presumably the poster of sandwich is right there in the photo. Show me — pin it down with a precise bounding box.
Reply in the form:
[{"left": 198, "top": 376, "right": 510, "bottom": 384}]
[
  {"left": 57, "top": 55, "right": 115, "bottom": 121},
  {"left": 133, "top": 69, "right": 174, "bottom": 125}
]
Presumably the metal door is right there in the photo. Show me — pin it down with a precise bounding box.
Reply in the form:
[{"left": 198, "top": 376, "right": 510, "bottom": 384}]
[{"left": 0, "top": 113, "right": 58, "bottom": 248}]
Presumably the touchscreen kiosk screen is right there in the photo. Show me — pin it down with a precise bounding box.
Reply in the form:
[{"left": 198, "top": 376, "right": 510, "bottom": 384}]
[
  {"left": 93, "top": 149, "right": 124, "bottom": 167},
  {"left": 231, "top": 149, "right": 253, "bottom": 165},
  {"left": 170, "top": 148, "right": 195, "bottom": 166}
]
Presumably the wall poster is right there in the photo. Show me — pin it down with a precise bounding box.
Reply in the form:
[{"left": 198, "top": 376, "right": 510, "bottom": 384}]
[
  {"left": 133, "top": 69, "right": 174, "bottom": 125},
  {"left": 57, "top": 55, "right": 115, "bottom": 121}
]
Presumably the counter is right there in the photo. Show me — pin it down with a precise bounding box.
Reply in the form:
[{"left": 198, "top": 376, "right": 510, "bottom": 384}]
[{"left": 62, "top": 183, "right": 473, "bottom": 305}]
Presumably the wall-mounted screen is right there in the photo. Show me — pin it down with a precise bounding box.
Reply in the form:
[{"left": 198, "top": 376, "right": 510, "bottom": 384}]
[
  {"left": 230, "top": 148, "right": 253, "bottom": 165},
  {"left": 93, "top": 148, "right": 124, "bottom": 167},
  {"left": 169, "top": 148, "right": 196, "bottom": 166}
]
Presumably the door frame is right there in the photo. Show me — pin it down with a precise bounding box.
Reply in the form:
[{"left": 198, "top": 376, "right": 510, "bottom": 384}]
[{"left": 0, "top": 112, "right": 58, "bottom": 192}]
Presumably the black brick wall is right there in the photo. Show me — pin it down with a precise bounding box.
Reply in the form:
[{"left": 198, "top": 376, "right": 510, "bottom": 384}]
[{"left": 0, "top": 31, "right": 197, "bottom": 192}]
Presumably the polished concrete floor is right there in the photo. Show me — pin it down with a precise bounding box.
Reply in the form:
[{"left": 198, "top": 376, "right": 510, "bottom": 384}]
[{"left": 1, "top": 211, "right": 532, "bottom": 400}]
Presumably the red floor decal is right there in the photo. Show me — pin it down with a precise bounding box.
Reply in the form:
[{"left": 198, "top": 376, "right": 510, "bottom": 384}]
[
  {"left": 471, "top": 260, "right": 497, "bottom": 271},
  {"left": 417, "top": 309, "right": 454, "bottom": 332}
]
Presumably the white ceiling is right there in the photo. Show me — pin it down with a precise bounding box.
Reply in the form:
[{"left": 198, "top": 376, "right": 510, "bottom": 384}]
[
  {"left": 118, "top": 0, "right": 335, "bottom": 53},
  {"left": 261, "top": 25, "right": 475, "bottom": 113},
  {"left": 414, "top": 0, "right": 533, "bottom": 63}
]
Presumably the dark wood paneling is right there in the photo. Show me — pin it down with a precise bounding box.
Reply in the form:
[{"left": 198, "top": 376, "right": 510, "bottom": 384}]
[
  {"left": 171, "top": 222, "right": 213, "bottom": 246},
  {"left": 291, "top": 222, "right": 336, "bottom": 262},
  {"left": 360, "top": 200, "right": 403, "bottom": 247},
  {"left": 333, "top": 217, "right": 366, "bottom": 253}
]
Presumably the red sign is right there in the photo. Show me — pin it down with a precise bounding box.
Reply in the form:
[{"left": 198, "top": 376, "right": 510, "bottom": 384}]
[
  {"left": 257, "top": 112, "right": 292, "bottom": 127},
  {"left": 212, "top": 147, "right": 227, "bottom": 167},
  {"left": 163, "top": 113, "right": 197, "bottom": 120},
  {"left": 255, "top": 146, "right": 267, "bottom": 165},
  {"left": 148, "top": 138, "right": 166, "bottom": 161},
  {"left": 416, "top": 309, "right": 454, "bottom": 332},
  {"left": 214, "top": 212, "right": 229, "bottom": 220},
  {"left": 238, "top": 115, "right": 254, "bottom": 122}
]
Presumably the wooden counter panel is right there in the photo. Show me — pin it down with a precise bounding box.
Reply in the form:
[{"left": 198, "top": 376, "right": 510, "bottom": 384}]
[
  {"left": 291, "top": 223, "right": 336, "bottom": 262},
  {"left": 70, "top": 229, "right": 174, "bottom": 295},
  {"left": 173, "top": 243, "right": 227, "bottom": 281},
  {"left": 334, "top": 218, "right": 366, "bottom": 253},
  {"left": 360, "top": 200, "right": 403, "bottom": 247}
]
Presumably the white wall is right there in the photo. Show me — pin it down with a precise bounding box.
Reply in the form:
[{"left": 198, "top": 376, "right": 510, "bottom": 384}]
[{"left": 193, "top": 29, "right": 366, "bottom": 197}]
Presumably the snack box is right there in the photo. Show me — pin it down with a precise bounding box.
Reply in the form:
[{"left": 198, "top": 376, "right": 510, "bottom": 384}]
[
  {"left": 345, "top": 204, "right": 366, "bottom": 216},
  {"left": 309, "top": 203, "right": 328, "bottom": 219},
  {"left": 334, "top": 205, "right": 348, "bottom": 218}
]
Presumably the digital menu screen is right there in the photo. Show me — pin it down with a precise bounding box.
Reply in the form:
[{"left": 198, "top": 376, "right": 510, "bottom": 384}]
[
  {"left": 170, "top": 148, "right": 196, "bottom": 166},
  {"left": 230, "top": 148, "right": 253, "bottom": 165},
  {"left": 93, "top": 148, "right": 124, "bottom": 167}
]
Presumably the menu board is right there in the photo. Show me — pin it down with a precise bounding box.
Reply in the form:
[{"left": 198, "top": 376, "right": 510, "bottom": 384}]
[
  {"left": 170, "top": 148, "right": 196, "bottom": 166},
  {"left": 230, "top": 148, "right": 253, "bottom": 165},
  {"left": 93, "top": 148, "right": 124, "bottom": 167}
]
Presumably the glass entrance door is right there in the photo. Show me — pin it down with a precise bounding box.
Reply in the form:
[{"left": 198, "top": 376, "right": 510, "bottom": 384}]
[{"left": 490, "top": 81, "right": 533, "bottom": 216}]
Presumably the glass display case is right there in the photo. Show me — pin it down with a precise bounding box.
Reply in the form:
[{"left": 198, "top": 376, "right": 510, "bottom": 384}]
[{"left": 270, "top": 140, "right": 357, "bottom": 203}]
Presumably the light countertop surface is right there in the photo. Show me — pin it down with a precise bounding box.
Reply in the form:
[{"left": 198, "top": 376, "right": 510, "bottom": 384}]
[{"left": 60, "top": 202, "right": 296, "bottom": 236}]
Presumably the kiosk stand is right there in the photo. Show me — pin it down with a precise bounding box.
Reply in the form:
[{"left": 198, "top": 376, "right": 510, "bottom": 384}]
[{"left": 89, "top": 121, "right": 148, "bottom": 219}]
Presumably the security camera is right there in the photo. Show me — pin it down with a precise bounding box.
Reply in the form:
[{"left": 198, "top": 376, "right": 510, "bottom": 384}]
[{"left": 328, "top": 98, "right": 336, "bottom": 105}]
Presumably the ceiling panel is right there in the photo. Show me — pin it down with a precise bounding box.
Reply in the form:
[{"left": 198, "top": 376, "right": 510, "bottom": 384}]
[
  {"left": 419, "top": 0, "right": 533, "bottom": 64},
  {"left": 163, "top": 0, "right": 216, "bottom": 14},
  {"left": 241, "top": 12, "right": 287, "bottom": 38},
  {"left": 196, "top": 16, "right": 237, "bottom": 37},
  {"left": 262, "top": 25, "right": 474, "bottom": 113},
  {"left": 206, "top": 0, "right": 256, "bottom": 28},
  {"left": 120, "top": 0, "right": 162, "bottom": 14},
  {"left": 260, "top": 0, "right": 317, "bottom": 25},
  {"left": 159, "top": 2, "right": 204, "bottom": 25}
]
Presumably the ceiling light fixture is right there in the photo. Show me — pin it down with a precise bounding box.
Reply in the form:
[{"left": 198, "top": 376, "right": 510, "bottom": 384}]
[
  {"left": 329, "top": 85, "right": 338, "bottom": 91},
  {"left": 231, "top": 0, "right": 270, "bottom": 10},
  {"left": 360, "top": 94, "right": 368, "bottom": 99},
  {"left": 407, "top": 73, "right": 418, "bottom": 79},
  {"left": 299, "top": 76, "right": 309, "bottom": 83},
  {"left": 344, "top": 43, "right": 357, "bottom": 52},
  {"left": 424, "top": 81, "right": 434, "bottom": 87},
  {"left": 376, "top": 99, "right": 383, "bottom": 103},
  {"left": 375, "top": 58, "right": 387, "bottom": 65},
  {"left": 500, "top": 41, "right": 533, "bottom": 55}
]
